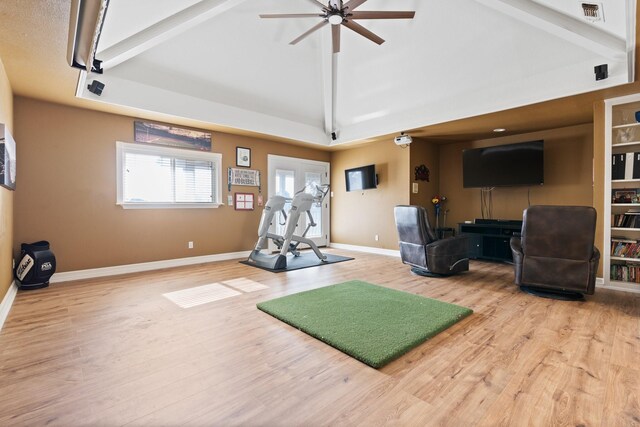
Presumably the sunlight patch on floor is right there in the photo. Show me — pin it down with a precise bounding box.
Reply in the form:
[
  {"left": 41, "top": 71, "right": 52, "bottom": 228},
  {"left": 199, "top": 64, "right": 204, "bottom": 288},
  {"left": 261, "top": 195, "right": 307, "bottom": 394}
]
[
  {"left": 163, "top": 283, "right": 241, "bottom": 308},
  {"left": 222, "top": 277, "right": 269, "bottom": 292}
]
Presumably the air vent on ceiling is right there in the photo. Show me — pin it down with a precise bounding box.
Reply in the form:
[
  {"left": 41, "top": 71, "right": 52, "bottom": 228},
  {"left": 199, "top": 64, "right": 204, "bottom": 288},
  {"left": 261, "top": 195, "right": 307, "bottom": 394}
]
[{"left": 580, "top": 2, "right": 604, "bottom": 22}]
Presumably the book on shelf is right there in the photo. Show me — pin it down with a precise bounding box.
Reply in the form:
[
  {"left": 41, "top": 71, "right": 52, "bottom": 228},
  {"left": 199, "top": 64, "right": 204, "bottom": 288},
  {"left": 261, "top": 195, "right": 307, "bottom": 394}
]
[
  {"left": 612, "top": 212, "right": 640, "bottom": 227},
  {"left": 610, "top": 237, "right": 640, "bottom": 257},
  {"left": 610, "top": 262, "right": 640, "bottom": 283},
  {"left": 612, "top": 153, "right": 625, "bottom": 180},
  {"left": 611, "top": 236, "right": 637, "bottom": 242},
  {"left": 625, "top": 153, "right": 640, "bottom": 179},
  {"left": 626, "top": 153, "right": 634, "bottom": 179},
  {"left": 633, "top": 153, "right": 640, "bottom": 179},
  {"left": 612, "top": 153, "right": 640, "bottom": 180}
]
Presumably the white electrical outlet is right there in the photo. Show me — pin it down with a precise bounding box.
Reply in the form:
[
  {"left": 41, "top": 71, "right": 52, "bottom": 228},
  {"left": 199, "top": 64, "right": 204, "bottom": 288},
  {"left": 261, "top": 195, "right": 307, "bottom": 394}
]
[
  {"left": 375, "top": 234, "right": 379, "bottom": 241},
  {"left": 330, "top": 191, "right": 334, "bottom": 198},
  {"left": 412, "top": 183, "right": 418, "bottom": 193},
  {"left": 188, "top": 241, "right": 194, "bottom": 249}
]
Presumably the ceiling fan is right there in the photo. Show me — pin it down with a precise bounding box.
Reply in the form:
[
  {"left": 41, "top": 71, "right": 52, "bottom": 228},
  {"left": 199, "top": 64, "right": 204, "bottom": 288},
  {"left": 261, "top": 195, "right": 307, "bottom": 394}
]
[{"left": 259, "top": 0, "right": 416, "bottom": 53}]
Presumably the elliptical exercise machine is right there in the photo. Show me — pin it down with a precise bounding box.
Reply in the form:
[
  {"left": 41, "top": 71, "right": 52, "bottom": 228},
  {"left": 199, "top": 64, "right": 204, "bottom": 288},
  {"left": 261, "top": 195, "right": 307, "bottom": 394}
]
[{"left": 246, "top": 183, "right": 330, "bottom": 270}]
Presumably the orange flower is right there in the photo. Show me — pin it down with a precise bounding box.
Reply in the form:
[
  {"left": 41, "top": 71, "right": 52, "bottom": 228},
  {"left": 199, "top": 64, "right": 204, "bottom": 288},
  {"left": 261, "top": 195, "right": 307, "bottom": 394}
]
[{"left": 432, "top": 195, "right": 446, "bottom": 205}]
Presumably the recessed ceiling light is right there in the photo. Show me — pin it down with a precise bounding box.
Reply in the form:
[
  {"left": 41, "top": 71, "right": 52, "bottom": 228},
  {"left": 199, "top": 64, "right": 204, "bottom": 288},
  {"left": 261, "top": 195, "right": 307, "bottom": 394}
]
[{"left": 493, "top": 128, "right": 506, "bottom": 132}]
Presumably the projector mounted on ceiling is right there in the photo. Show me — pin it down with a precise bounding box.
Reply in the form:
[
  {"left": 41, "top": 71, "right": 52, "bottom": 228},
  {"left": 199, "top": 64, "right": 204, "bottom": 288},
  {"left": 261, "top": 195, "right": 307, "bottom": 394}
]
[
  {"left": 394, "top": 132, "right": 412, "bottom": 146},
  {"left": 259, "top": 0, "right": 415, "bottom": 54}
]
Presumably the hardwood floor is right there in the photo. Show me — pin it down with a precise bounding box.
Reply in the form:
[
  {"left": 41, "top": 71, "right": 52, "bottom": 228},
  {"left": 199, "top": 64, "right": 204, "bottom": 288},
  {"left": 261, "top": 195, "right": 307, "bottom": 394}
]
[{"left": 0, "top": 249, "right": 639, "bottom": 426}]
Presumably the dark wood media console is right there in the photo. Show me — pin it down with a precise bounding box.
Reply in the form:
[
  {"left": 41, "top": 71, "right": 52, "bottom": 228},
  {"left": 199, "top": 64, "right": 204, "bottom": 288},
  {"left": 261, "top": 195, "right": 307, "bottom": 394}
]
[{"left": 458, "top": 220, "right": 523, "bottom": 262}]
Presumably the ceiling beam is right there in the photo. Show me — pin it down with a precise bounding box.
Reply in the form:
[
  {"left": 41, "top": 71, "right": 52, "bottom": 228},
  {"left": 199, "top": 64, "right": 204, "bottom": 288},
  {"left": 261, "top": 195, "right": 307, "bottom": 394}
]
[
  {"left": 321, "top": 30, "right": 337, "bottom": 138},
  {"left": 331, "top": 53, "right": 338, "bottom": 136},
  {"left": 474, "top": 0, "right": 626, "bottom": 60},
  {"left": 98, "top": 0, "right": 249, "bottom": 70},
  {"left": 78, "top": 73, "right": 330, "bottom": 145},
  {"left": 625, "top": 0, "right": 636, "bottom": 82},
  {"left": 75, "top": 69, "right": 88, "bottom": 98}
]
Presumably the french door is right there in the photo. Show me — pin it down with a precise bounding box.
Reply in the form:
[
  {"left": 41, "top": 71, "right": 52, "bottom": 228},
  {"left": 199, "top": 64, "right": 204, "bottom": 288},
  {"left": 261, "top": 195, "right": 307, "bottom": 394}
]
[{"left": 267, "top": 155, "right": 330, "bottom": 251}]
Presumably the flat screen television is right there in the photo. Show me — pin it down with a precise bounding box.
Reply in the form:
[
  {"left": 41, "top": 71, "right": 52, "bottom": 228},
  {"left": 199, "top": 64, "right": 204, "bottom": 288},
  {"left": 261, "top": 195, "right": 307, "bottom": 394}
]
[
  {"left": 345, "top": 164, "right": 377, "bottom": 191},
  {"left": 463, "top": 140, "right": 544, "bottom": 188}
]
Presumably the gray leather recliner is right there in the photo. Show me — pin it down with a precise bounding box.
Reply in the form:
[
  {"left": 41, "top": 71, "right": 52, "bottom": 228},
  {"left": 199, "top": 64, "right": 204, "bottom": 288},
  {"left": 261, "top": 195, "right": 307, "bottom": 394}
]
[
  {"left": 510, "top": 205, "right": 600, "bottom": 299},
  {"left": 394, "top": 205, "right": 469, "bottom": 276}
]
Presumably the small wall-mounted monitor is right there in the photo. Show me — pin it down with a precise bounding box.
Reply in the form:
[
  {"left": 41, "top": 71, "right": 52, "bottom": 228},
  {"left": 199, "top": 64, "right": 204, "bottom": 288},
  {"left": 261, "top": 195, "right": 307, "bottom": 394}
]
[{"left": 345, "top": 164, "right": 377, "bottom": 192}]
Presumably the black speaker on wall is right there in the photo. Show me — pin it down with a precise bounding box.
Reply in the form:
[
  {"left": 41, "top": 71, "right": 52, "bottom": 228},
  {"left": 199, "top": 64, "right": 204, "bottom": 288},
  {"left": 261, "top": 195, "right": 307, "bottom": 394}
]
[
  {"left": 594, "top": 64, "right": 608, "bottom": 81},
  {"left": 87, "top": 80, "right": 105, "bottom": 96}
]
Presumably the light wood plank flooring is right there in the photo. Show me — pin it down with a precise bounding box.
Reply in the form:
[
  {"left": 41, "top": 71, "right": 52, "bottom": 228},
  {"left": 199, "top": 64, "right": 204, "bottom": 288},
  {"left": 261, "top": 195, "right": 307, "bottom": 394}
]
[{"left": 1, "top": 249, "right": 639, "bottom": 426}]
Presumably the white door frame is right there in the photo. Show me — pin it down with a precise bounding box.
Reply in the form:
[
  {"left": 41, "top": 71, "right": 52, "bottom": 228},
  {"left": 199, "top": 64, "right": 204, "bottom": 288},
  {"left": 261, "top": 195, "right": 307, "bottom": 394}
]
[{"left": 267, "top": 154, "right": 331, "bottom": 248}]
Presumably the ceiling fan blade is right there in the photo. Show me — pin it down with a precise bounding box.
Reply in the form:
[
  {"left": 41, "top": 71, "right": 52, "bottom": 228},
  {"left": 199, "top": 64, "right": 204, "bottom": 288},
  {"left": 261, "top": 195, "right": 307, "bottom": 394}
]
[
  {"left": 349, "top": 11, "right": 415, "bottom": 19},
  {"left": 332, "top": 23, "right": 341, "bottom": 53},
  {"left": 259, "top": 13, "right": 324, "bottom": 18},
  {"left": 342, "top": 19, "right": 384, "bottom": 45},
  {"left": 290, "top": 20, "right": 329, "bottom": 45},
  {"left": 305, "top": 0, "right": 329, "bottom": 10},
  {"left": 342, "top": 0, "right": 368, "bottom": 12}
]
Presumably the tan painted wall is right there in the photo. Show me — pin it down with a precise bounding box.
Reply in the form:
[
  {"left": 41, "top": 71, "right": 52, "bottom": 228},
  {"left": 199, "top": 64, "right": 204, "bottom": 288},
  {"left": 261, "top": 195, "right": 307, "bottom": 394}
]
[
  {"left": 0, "top": 59, "right": 13, "bottom": 302},
  {"left": 13, "top": 97, "right": 330, "bottom": 272},
  {"left": 409, "top": 138, "right": 440, "bottom": 226},
  {"left": 330, "top": 140, "right": 409, "bottom": 250},
  {"left": 439, "top": 124, "right": 594, "bottom": 229}
]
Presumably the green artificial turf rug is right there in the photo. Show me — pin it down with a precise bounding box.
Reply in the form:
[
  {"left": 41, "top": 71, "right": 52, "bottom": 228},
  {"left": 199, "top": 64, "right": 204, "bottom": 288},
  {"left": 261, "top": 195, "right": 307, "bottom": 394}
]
[{"left": 256, "top": 280, "right": 473, "bottom": 368}]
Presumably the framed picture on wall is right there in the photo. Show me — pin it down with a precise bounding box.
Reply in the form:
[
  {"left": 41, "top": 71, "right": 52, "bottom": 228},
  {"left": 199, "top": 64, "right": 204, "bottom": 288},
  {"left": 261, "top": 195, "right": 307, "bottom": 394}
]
[
  {"left": 235, "top": 193, "right": 254, "bottom": 210},
  {"left": 236, "top": 147, "right": 251, "bottom": 168},
  {"left": 134, "top": 120, "right": 211, "bottom": 151},
  {"left": 0, "top": 125, "right": 16, "bottom": 191},
  {"left": 613, "top": 189, "right": 638, "bottom": 203}
]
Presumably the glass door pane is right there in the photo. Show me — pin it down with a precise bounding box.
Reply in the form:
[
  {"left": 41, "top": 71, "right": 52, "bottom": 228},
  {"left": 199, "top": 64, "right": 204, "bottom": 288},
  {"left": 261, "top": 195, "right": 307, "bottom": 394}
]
[
  {"left": 305, "top": 171, "right": 323, "bottom": 239},
  {"left": 274, "top": 169, "right": 295, "bottom": 238}
]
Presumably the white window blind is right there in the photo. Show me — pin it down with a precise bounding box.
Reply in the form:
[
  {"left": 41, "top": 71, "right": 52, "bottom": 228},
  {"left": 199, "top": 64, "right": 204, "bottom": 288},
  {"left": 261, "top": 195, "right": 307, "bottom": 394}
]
[{"left": 116, "top": 141, "right": 221, "bottom": 209}]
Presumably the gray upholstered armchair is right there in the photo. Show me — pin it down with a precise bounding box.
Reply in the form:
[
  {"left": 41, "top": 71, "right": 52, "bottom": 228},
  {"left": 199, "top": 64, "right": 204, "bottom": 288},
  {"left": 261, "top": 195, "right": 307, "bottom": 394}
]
[
  {"left": 394, "top": 205, "right": 469, "bottom": 276},
  {"left": 510, "top": 205, "right": 600, "bottom": 299}
]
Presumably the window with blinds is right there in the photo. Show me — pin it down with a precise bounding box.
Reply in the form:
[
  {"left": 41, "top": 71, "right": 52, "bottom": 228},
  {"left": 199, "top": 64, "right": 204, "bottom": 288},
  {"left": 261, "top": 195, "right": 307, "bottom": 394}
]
[{"left": 116, "top": 141, "right": 222, "bottom": 209}]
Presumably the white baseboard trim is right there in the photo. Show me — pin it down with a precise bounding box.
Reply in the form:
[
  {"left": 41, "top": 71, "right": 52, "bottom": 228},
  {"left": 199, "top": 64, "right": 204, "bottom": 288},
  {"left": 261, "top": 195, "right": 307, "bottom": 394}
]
[
  {"left": 329, "top": 242, "right": 400, "bottom": 257},
  {"left": 601, "top": 284, "right": 640, "bottom": 294},
  {"left": 0, "top": 280, "right": 18, "bottom": 332},
  {"left": 595, "top": 277, "right": 640, "bottom": 294},
  {"left": 50, "top": 251, "right": 252, "bottom": 284}
]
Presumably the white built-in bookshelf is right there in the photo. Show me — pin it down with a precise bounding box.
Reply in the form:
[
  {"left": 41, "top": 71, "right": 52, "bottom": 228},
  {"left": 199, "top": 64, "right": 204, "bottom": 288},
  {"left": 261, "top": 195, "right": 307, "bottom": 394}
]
[{"left": 604, "top": 94, "right": 640, "bottom": 293}]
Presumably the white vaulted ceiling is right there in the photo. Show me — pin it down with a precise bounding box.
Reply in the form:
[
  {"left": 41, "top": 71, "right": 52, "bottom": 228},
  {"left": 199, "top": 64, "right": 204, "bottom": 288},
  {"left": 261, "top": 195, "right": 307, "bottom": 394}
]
[
  {"left": 81, "top": 0, "right": 634, "bottom": 146},
  {"left": 2, "top": 0, "right": 633, "bottom": 147}
]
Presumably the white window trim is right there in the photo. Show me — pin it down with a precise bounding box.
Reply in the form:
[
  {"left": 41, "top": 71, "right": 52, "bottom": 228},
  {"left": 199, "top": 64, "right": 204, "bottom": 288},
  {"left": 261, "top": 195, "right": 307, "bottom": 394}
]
[{"left": 116, "top": 141, "right": 223, "bottom": 209}]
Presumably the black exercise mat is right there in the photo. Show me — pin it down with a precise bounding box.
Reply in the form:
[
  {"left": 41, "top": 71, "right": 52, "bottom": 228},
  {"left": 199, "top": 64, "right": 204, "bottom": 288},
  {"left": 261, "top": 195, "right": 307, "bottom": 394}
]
[{"left": 240, "top": 253, "right": 354, "bottom": 273}]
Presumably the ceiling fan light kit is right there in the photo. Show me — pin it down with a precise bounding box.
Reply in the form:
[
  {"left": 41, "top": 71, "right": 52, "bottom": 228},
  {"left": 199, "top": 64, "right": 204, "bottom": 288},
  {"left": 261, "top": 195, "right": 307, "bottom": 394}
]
[
  {"left": 328, "top": 14, "right": 344, "bottom": 25},
  {"left": 260, "top": 0, "right": 415, "bottom": 53}
]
